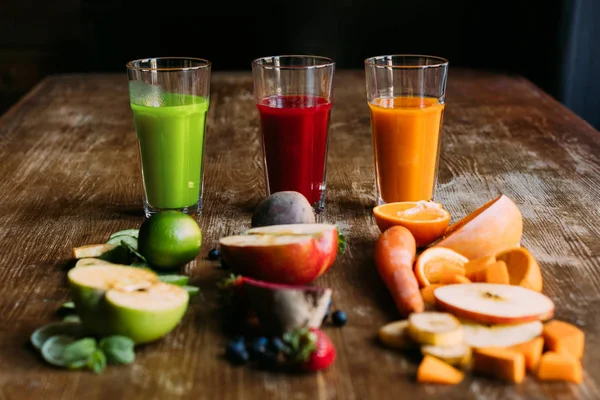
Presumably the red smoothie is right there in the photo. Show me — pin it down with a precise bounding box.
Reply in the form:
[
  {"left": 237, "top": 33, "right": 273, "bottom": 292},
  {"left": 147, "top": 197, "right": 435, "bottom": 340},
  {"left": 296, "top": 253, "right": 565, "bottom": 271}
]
[{"left": 257, "top": 95, "right": 332, "bottom": 206}]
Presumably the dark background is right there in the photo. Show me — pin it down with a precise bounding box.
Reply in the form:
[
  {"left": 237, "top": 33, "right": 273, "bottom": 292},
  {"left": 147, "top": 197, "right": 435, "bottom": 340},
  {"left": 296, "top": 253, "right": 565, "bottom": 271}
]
[{"left": 2, "top": 0, "right": 600, "bottom": 129}]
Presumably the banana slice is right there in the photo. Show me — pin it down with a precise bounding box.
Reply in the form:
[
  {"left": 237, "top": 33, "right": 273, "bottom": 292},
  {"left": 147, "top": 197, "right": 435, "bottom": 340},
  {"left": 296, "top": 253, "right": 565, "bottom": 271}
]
[
  {"left": 408, "top": 312, "right": 463, "bottom": 346},
  {"left": 378, "top": 320, "right": 417, "bottom": 350},
  {"left": 421, "top": 343, "right": 472, "bottom": 367}
]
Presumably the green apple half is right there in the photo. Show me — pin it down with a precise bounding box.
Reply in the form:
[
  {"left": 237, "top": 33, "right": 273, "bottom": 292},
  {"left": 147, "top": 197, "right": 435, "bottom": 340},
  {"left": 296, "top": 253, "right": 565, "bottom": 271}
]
[{"left": 67, "top": 265, "right": 188, "bottom": 344}]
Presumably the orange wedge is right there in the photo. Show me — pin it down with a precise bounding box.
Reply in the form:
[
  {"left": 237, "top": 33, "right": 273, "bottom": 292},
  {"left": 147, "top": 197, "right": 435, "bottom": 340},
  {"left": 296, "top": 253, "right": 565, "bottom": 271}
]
[
  {"left": 435, "top": 195, "right": 522, "bottom": 259},
  {"left": 495, "top": 247, "right": 543, "bottom": 292},
  {"left": 373, "top": 201, "right": 451, "bottom": 247},
  {"left": 414, "top": 247, "right": 469, "bottom": 287}
]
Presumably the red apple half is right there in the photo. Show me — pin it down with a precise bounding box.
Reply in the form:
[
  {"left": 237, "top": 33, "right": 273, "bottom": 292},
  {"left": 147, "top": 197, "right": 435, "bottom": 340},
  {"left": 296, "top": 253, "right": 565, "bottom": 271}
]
[
  {"left": 434, "top": 283, "right": 554, "bottom": 325},
  {"left": 219, "top": 224, "right": 338, "bottom": 285}
]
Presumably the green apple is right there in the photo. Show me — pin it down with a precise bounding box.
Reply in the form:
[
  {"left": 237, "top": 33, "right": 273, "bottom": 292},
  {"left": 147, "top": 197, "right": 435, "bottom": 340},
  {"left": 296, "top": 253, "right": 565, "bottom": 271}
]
[{"left": 67, "top": 264, "right": 189, "bottom": 344}]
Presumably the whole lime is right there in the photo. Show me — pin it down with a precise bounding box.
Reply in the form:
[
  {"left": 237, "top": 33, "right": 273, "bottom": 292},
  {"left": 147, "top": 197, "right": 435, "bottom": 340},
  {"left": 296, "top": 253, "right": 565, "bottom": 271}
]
[{"left": 137, "top": 211, "right": 202, "bottom": 269}]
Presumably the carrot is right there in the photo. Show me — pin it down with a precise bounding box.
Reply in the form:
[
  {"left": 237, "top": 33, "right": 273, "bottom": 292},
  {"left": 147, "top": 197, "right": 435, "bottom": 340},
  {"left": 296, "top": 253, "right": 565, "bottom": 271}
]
[
  {"left": 417, "top": 355, "right": 464, "bottom": 384},
  {"left": 375, "top": 225, "right": 424, "bottom": 317}
]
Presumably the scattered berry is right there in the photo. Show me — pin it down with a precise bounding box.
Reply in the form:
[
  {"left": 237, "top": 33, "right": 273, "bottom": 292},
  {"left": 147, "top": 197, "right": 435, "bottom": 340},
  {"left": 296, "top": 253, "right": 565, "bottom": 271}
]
[
  {"left": 283, "top": 328, "right": 336, "bottom": 371},
  {"left": 208, "top": 248, "right": 220, "bottom": 260},
  {"left": 268, "top": 337, "right": 285, "bottom": 353},
  {"left": 332, "top": 310, "right": 348, "bottom": 327},
  {"left": 249, "top": 337, "right": 268, "bottom": 358},
  {"left": 226, "top": 339, "right": 249, "bottom": 365}
]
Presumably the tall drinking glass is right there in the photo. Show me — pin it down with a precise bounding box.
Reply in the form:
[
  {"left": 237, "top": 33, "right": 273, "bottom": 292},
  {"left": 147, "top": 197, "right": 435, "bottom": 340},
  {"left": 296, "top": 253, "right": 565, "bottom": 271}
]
[
  {"left": 126, "top": 57, "right": 211, "bottom": 218},
  {"left": 365, "top": 55, "right": 448, "bottom": 205},
  {"left": 251, "top": 55, "right": 335, "bottom": 213}
]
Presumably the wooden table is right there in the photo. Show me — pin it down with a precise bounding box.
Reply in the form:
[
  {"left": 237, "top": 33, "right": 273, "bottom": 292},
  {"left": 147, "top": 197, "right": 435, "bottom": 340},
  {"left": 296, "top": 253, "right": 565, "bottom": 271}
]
[{"left": 1, "top": 69, "right": 599, "bottom": 400}]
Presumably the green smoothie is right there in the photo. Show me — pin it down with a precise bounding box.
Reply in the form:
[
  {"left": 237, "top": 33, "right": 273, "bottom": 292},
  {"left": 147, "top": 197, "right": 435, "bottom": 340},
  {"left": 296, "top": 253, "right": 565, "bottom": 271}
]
[{"left": 131, "top": 94, "right": 209, "bottom": 210}]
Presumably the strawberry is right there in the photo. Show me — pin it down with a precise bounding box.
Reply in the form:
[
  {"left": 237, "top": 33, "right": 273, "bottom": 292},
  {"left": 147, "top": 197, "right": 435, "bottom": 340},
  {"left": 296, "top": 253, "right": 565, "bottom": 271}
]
[{"left": 282, "top": 328, "right": 336, "bottom": 371}]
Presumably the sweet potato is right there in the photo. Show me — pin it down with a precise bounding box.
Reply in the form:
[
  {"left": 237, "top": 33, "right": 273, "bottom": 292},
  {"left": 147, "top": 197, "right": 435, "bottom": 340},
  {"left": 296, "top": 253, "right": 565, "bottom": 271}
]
[
  {"left": 536, "top": 351, "right": 582, "bottom": 383},
  {"left": 508, "top": 336, "right": 544, "bottom": 371},
  {"left": 375, "top": 226, "right": 424, "bottom": 317},
  {"left": 472, "top": 347, "right": 525, "bottom": 383},
  {"left": 417, "top": 355, "right": 464, "bottom": 384},
  {"left": 543, "top": 320, "right": 585, "bottom": 359}
]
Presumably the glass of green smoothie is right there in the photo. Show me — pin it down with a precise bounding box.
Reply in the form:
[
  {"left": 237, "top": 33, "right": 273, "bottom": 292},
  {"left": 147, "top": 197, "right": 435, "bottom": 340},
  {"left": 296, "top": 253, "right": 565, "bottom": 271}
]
[{"left": 126, "top": 57, "right": 211, "bottom": 218}]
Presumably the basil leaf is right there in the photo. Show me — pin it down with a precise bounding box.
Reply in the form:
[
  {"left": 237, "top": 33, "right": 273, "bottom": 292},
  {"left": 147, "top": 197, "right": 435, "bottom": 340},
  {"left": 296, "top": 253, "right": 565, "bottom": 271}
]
[
  {"left": 99, "top": 335, "right": 136, "bottom": 365},
  {"left": 88, "top": 349, "right": 107, "bottom": 374},
  {"left": 182, "top": 285, "right": 200, "bottom": 296},
  {"left": 63, "top": 338, "right": 97, "bottom": 364},
  {"left": 67, "top": 358, "right": 89, "bottom": 370},
  {"left": 121, "top": 240, "right": 147, "bottom": 262},
  {"left": 61, "top": 301, "right": 75, "bottom": 310},
  {"left": 63, "top": 315, "right": 82, "bottom": 324}
]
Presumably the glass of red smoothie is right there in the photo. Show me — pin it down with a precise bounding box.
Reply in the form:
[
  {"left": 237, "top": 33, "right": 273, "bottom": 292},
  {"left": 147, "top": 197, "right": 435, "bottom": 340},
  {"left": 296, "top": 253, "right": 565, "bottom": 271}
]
[{"left": 251, "top": 55, "right": 335, "bottom": 213}]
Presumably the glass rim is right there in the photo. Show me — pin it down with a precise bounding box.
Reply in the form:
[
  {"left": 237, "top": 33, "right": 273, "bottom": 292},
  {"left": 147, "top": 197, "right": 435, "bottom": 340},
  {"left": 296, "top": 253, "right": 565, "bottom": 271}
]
[
  {"left": 126, "top": 57, "right": 211, "bottom": 72},
  {"left": 251, "top": 55, "right": 335, "bottom": 70},
  {"left": 365, "top": 54, "right": 448, "bottom": 69}
]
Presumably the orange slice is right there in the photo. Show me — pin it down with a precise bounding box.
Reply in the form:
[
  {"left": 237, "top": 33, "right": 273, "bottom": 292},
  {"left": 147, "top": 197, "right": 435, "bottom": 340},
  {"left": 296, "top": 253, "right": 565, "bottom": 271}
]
[
  {"left": 435, "top": 195, "right": 522, "bottom": 259},
  {"left": 373, "top": 201, "right": 451, "bottom": 247},
  {"left": 495, "top": 247, "right": 543, "bottom": 292},
  {"left": 414, "top": 247, "right": 469, "bottom": 287}
]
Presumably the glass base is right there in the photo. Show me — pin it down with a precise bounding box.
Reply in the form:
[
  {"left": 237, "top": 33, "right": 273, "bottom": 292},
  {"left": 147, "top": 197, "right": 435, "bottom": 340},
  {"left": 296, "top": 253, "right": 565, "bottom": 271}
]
[
  {"left": 376, "top": 195, "right": 435, "bottom": 206},
  {"left": 143, "top": 200, "right": 202, "bottom": 219}
]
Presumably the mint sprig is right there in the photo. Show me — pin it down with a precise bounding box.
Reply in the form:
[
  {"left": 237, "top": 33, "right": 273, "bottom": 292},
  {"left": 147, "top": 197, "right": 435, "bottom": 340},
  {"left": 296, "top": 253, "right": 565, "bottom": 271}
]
[{"left": 336, "top": 225, "right": 347, "bottom": 254}]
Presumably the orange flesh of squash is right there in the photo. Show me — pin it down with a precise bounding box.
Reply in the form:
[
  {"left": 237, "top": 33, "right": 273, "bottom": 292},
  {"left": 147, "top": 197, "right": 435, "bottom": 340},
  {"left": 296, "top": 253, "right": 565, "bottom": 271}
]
[
  {"left": 484, "top": 260, "right": 510, "bottom": 284},
  {"left": 472, "top": 347, "right": 526, "bottom": 383},
  {"left": 420, "top": 284, "right": 444, "bottom": 305},
  {"left": 417, "top": 355, "right": 464, "bottom": 384},
  {"left": 543, "top": 320, "right": 585, "bottom": 359},
  {"left": 508, "top": 337, "right": 544, "bottom": 372},
  {"left": 536, "top": 351, "right": 583, "bottom": 383},
  {"left": 465, "top": 255, "right": 496, "bottom": 281}
]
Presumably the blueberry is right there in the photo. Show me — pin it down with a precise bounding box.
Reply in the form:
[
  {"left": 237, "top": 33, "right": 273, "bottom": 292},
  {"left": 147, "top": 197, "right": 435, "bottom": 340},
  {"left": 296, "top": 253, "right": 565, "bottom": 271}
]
[
  {"left": 267, "top": 337, "right": 285, "bottom": 353},
  {"left": 226, "top": 339, "right": 249, "bottom": 364},
  {"left": 208, "top": 248, "right": 220, "bottom": 260},
  {"left": 248, "top": 337, "right": 268, "bottom": 358},
  {"left": 332, "top": 310, "right": 348, "bottom": 327}
]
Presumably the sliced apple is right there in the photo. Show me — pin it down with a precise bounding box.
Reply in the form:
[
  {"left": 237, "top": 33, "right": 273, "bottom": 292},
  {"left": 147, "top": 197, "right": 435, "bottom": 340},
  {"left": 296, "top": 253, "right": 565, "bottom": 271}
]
[
  {"left": 434, "top": 283, "right": 554, "bottom": 325},
  {"left": 242, "top": 278, "right": 332, "bottom": 335},
  {"left": 73, "top": 244, "right": 119, "bottom": 259},
  {"left": 461, "top": 319, "right": 543, "bottom": 348},
  {"left": 67, "top": 265, "right": 189, "bottom": 344},
  {"left": 435, "top": 195, "right": 523, "bottom": 260},
  {"left": 219, "top": 223, "right": 338, "bottom": 285}
]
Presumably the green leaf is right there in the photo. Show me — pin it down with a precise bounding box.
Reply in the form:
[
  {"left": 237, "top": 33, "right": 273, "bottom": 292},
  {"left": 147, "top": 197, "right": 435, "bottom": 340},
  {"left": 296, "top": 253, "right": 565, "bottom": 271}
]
[
  {"left": 99, "top": 335, "right": 136, "bottom": 365},
  {"left": 67, "top": 358, "right": 89, "bottom": 370},
  {"left": 109, "top": 229, "right": 139, "bottom": 240},
  {"left": 130, "top": 261, "right": 150, "bottom": 268},
  {"left": 282, "top": 328, "right": 317, "bottom": 363},
  {"left": 158, "top": 275, "right": 190, "bottom": 286},
  {"left": 61, "top": 301, "right": 75, "bottom": 310},
  {"left": 183, "top": 285, "right": 200, "bottom": 296},
  {"left": 336, "top": 225, "right": 347, "bottom": 254},
  {"left": 88, "top": 349, "right": 107, "bottom": 374},
  {"left": 63, "top": 338, "right": 97, "bottom": 365},
  {"left": 63, "top": 315, "right": 82, "bottom": 324},
  {"left": 121, "top": 240, "right": 147, "bottom": 262}
]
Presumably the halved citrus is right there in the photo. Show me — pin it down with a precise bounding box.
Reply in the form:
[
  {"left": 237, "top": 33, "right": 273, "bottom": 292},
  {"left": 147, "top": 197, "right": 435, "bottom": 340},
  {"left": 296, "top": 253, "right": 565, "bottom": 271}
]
[
  {"left": 414, "top": 247, "right": 469, "bottom": 287},
  {"left": 373, "top": 201, "right": 451, "bottom": 247},
  {"left": 435, "top": 195, "right": 522, "bottom": 259},
  {"left": 495, "top": 247, "right": 543, "bottom": 292}
]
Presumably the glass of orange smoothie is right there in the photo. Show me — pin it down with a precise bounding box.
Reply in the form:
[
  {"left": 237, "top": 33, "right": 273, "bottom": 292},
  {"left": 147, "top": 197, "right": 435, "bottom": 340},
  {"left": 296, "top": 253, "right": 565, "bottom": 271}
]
[{"left": 365, "top": 55, "right": 449, "bottom": 204}]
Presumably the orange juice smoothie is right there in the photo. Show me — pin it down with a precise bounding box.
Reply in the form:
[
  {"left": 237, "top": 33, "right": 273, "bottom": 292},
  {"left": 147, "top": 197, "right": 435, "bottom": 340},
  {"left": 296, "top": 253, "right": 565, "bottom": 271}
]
[{"left": 369, "top": 96, "right": 445, "bottom": 203}]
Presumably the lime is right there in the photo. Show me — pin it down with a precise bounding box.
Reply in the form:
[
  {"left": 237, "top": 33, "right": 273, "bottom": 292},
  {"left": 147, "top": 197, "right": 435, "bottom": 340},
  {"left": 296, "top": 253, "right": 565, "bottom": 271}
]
[
  {"left": 137, "top": 211, "right": 202, "bottom": 269},
  {"left": 158, "top": 274, "right": 190, "bottom": 286}
]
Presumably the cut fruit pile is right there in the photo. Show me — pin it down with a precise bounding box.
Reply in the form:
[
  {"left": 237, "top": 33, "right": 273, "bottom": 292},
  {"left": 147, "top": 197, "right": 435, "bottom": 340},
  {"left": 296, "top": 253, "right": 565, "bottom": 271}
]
[{"left": 372, "top": 194, "right": 585, "bottom": 385}]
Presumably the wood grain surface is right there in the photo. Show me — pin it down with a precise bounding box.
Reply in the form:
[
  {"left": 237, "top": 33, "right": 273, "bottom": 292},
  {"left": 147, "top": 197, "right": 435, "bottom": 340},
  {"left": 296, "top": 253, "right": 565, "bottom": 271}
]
[{"left": 0, "top": 69, "right": 599, "bottom": 400}]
